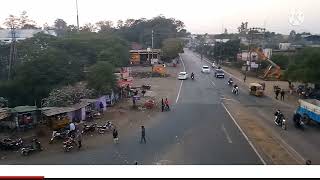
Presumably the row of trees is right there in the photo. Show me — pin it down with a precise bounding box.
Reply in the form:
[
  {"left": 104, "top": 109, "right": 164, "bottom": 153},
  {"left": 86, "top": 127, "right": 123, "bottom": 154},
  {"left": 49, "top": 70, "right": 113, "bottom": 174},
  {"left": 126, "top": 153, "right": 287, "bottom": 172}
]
[{"left": 0, "top": 13, "right": 189, "bottom": 107}]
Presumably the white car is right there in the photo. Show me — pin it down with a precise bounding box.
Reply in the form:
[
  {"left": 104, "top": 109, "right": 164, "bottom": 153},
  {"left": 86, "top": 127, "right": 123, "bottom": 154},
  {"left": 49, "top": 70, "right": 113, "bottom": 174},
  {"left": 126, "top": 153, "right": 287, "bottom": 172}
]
[
  {"left": 201, "top": 65, "right": 210, "bottom": 73},
  {"left": 178, "top": 72, "right": 188, "bottom": 80}
]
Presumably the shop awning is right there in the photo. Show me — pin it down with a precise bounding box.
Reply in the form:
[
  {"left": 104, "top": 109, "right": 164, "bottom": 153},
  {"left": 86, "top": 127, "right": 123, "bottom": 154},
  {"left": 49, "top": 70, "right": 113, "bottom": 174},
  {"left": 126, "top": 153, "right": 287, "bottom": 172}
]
[
  {"left": 41, "top": 107, "right": 76, "bottom": 117},
  {"left": 10, "top": 106, "right": 38, "bottom": 113}
]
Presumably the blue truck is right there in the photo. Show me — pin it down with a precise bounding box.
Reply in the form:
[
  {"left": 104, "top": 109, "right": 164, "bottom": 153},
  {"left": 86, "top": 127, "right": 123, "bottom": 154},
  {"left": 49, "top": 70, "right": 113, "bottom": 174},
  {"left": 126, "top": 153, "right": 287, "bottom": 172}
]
[{"left": 295, "top": 99, "right": 320, "bottom": 124}]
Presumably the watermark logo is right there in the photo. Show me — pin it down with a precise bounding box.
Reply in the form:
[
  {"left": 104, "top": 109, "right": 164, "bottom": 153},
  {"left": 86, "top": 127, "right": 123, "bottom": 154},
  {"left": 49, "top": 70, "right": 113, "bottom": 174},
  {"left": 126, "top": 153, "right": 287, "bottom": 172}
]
[{"left": 289, "top": 9, "right": 304, "bottom": 26}]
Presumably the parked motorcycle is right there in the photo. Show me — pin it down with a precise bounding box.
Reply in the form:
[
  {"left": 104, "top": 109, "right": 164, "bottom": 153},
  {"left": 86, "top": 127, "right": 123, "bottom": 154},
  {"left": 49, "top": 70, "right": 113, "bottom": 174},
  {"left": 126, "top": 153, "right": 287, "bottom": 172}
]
[
  {"left": 63, "top": 137, "right": 76, "bottom": 152},
  {"left": 97, "top": 121, "right": 114, "bottom": 134},
  {"left": 21, "top": 139, "right": 42, "bottom": 156},
  {"left": 49, "top": 129, "right": 70, "bottom": 144},
  {"left": 0, "top": 138, "right": 23, "bottom": 151},
  {"left": 81, "top": 123, "right": 97, "bottom": 134}
]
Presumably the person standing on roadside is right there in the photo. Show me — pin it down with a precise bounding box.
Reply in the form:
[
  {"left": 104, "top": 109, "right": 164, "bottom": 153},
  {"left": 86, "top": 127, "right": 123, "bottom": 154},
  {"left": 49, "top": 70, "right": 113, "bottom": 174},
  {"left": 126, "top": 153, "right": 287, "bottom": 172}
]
[
  {"left": 275, "top": 88, "right": 280, "bottom": 100},
  {"left": 140, "top": 126, "right": 146, "bottom": 144},
  {"left": 165, "top": 98, "right": 170, "bottom": 111},
  {"left": 281, "top": 89, "right": 285, "bottom": 101},
  {"left": 76, "top": 130, "right": 82, "bottom": 149},
  {"left": 113, "top": 128, "right": 119, "bottom": 144},
  {"left": 161, "top": 98, "right": 165, "bottom": 112}
]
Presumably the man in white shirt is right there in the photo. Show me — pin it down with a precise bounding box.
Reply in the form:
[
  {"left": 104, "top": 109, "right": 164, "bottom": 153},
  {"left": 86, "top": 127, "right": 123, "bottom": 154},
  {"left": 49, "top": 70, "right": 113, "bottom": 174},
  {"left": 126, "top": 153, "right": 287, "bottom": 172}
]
[{"left": 69, "top": 122, "right": 76, "bottom": 137}]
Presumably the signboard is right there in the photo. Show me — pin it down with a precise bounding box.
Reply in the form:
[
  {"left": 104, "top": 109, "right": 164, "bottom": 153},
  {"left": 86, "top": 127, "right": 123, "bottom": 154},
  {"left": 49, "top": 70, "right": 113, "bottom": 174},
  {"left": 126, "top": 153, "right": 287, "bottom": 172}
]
[
  {"left": 130, "top": 53, "right": 140, "bottom": 63},
  {"left": 251, "top": 62, "right": 259, "bottom": 68}
]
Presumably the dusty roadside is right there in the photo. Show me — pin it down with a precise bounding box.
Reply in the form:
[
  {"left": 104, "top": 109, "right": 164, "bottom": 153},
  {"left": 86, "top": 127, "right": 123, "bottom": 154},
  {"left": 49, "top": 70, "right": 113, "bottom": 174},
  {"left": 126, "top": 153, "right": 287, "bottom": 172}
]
[
  {"left": 0, "top": 63, "right": 182, "bottom": 163},
  {"left": 222, "top": 97, "right": 302, "bottom": 165}
]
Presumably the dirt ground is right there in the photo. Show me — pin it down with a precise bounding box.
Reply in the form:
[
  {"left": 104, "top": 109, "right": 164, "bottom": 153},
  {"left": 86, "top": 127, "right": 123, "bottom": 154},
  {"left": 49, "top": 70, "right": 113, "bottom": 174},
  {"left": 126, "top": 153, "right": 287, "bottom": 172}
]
[{"left": 0, "top": 63, "right": 182, "bottom": 162}]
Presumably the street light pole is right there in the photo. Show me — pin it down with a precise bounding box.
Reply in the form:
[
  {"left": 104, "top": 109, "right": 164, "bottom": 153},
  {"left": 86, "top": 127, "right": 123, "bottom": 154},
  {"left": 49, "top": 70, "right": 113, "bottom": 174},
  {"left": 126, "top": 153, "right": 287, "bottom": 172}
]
[{"left": 76, "top": 0, "right": 80, "bottom": 31}]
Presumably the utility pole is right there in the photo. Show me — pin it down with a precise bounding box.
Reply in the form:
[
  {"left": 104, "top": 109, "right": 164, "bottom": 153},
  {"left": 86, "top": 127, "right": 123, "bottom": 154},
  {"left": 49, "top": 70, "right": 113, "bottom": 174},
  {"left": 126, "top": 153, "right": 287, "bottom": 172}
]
[
  {"left": 151, "top": 29, "right": 154, "bottom": 49},
  {"left": 76, "top": 0, "right": 80, "bottom": 31},
  {"left": 8, "top": 27, "right": 17, "bottom": 80}
]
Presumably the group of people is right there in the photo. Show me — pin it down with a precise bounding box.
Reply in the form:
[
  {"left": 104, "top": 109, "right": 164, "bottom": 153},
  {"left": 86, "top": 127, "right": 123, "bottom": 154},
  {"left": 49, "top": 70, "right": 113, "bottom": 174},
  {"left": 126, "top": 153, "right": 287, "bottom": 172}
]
[
  {"left": 161, "top": 98, "right": 170, "bottom": 112},
  {"left": 275, "top": 87, "right": 286, "bottom": 101}
]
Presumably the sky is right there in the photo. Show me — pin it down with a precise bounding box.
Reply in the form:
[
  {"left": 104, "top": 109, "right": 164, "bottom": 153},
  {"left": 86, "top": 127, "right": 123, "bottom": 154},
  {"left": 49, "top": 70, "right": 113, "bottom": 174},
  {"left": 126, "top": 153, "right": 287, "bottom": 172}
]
[{"left": 0, "top": 0, "right": 319, "bottom": 35}]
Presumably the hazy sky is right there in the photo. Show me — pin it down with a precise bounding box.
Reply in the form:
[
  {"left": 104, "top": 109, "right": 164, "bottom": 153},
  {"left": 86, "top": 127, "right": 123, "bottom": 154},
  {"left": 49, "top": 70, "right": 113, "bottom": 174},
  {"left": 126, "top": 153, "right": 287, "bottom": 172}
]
[{"left": 0, "top": 0, "right": 319, "bottom": 34}]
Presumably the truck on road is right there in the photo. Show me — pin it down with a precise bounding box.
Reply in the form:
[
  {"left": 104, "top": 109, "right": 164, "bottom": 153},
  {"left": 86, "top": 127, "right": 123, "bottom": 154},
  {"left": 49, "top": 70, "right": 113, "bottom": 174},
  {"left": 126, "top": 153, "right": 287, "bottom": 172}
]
[{"left": 295, "top": 99, "right": 320, "bottom": 124}]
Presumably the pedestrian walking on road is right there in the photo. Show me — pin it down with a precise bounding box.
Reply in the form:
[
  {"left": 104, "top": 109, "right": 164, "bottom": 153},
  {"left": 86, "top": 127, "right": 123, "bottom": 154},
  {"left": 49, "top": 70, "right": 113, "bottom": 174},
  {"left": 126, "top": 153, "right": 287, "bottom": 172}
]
[
  {"left": 243, "top": 75, "right": 247, "bottom": 82},
  {"left": 165, "top": 98, "right": 170, "bottom": 111},
  {"left": 161, "top": 98, "right": 165, "bottom": 112},
  {"left": 113, "top": 128, "right": 119, "bottom": 144},
  {"left": 281, "top": 89, "right": 285, "bottom": 101},
  {"left": 275, "top": 88, "right": 280, "bottom": 100},
  {"left": 140, "top": 126, "right": 146, "bottom": 144}
]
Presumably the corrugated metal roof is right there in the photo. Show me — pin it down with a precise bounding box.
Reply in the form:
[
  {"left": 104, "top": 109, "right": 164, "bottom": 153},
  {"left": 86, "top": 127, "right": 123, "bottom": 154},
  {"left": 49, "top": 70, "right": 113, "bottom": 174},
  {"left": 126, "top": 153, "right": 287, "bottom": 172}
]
[
  {"left": 42, "top": 107, "right": 76, "bottom": 117},
  {"left": 10, "top": 106, "right": 38, "bottom": 113}
]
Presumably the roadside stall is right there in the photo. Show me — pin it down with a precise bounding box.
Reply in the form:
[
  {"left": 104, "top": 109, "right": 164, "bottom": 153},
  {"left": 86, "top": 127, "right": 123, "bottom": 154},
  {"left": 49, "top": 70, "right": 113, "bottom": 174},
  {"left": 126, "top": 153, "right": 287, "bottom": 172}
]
[
  {"left": 249, "top": 83, "right": 265, "bottom": 97},
  {"left": 80, "top": 99, "right": 100, "bottom": 120},
  {"left": 41, "top": 107, "right": 74, "bottom": 130},
  {"left": 10, "top": 106, "right": 39, "bottom": 131}
]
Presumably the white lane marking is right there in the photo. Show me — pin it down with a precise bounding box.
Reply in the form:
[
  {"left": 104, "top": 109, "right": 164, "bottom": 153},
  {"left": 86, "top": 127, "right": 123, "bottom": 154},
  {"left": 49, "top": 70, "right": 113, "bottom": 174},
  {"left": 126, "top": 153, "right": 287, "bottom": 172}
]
[
  {"left": 222, "top": 124, "right": 233, "bottom": 144},
  {"left": 221, "top": 102, "right": 267, "bottom": 165},
  {"left": 210, "top": 80, "right": 216, "bottom": 87},
  {"left": 175, "top": 54, "right": 186, "bottom": 104}
]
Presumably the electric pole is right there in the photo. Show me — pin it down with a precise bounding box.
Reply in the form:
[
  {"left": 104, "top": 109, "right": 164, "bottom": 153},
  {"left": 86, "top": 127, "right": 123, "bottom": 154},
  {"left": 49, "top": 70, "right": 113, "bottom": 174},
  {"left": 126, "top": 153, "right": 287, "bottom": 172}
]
[
  {"left": 152, "top": 29, "right": 154, "bottom": 49},
  {"left": 76, "top": 0, "right": 80, "bottom": 31},
  {"left": 8, "top": 27, "right": 17, "bottom": 80}
]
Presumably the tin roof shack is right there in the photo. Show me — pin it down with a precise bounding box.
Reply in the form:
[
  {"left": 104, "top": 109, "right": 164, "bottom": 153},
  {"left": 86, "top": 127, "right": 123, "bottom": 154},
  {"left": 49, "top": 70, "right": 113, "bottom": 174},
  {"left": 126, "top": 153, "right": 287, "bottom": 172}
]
[
  {"left": 10, "top": 106, "right": 39, "bottom": 131},
  {"left": 130, "top": 49, "right": 161, "bottom": 65},
  {"left": 0, "top": 108, "right": 13, "bottom": 131},
  {"left": 41, "top": 107, "right": 74, "bottom": 130}
]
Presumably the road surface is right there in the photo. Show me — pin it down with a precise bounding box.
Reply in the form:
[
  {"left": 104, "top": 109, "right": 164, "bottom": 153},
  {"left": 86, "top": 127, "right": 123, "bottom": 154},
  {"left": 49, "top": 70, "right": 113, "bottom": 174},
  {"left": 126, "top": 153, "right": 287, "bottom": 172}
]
[
  {"left": 1, "top": 51, "right": 264, "bottom": 165},
  {"left": 191, "top": 49, "right": 320, "bottom": 164}
]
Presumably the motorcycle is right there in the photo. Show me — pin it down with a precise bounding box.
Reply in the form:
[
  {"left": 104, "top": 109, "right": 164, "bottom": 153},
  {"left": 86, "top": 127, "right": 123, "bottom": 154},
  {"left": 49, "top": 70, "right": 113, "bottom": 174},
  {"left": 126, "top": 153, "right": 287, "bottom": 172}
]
[
  {"left": 191, "top": 74, "right": 195, "bottom": 80},
  {"left": 49, "top": 129, "right": 70, "bottom": 144},
  {"left": 232, "top": 87, "right": 239, "bottom": 95},
  {"left": 63, "top": 137, "right": 76, "bottom": 152},
  {"left": 0, "top": 138, "right": 23, "bottom": 151},
  {"left": 228, "top": 80, "right": 233, "bottom": 86},
  {"left": 274, "top": 114, "right": 287, "bottom": 130},
  {"left": 21, "top": 139, "right": 42, "bottom": 156},
  {"left": 81, "top": 123, "right": 97, "bottom": 134},
  {"left": 97, "top": 121, "right": 114, "bottom": 134}
]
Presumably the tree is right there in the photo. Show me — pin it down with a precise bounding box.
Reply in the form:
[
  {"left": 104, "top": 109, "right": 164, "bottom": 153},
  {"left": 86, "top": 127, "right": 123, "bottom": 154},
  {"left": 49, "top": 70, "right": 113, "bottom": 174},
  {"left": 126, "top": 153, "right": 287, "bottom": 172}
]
[
  {"left": 19, "top": 11, "right": 36, "bottom": 29},
  {"left": 96, "top": 20, "right": 114, "bottom": 32},
  {"left": 285, "top": 48, "right": 320, "bottom": 83},
  {"left": 80, "top": 23, "right": 97, "bottom": 32},
  {"left": 42, "top": 82, "right": 95, "bottom": 107},
  {"left": 87, "top": 61, "right": 116, "bottom": 95},
  {"left": 161, "top": 38, "right": 183, "bottom": 61},
  {"left": 54, "top": 18, "right": 68, "bottom": 36},
  {"left": 272, "top": 54, "right": 290, "bottom": 69},
  {"left": 117, "top": 20, "right": 124, "bottom": 29},
  {"left": 3, "top": 14, "right": 20, "bottom": 29}
]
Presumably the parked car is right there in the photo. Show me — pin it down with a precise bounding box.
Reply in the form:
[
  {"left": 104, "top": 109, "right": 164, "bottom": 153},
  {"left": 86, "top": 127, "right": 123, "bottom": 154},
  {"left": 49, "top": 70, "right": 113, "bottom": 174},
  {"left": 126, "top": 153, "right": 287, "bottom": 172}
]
[
  {"left": 178, "top": 72, "right": 188, "bottom": 80},
  {"left": 201, "top": 65, "right": 210, "bottom": 73},
  {"left": 215, "top": 69, "right": 225, "bottom": 78}
]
